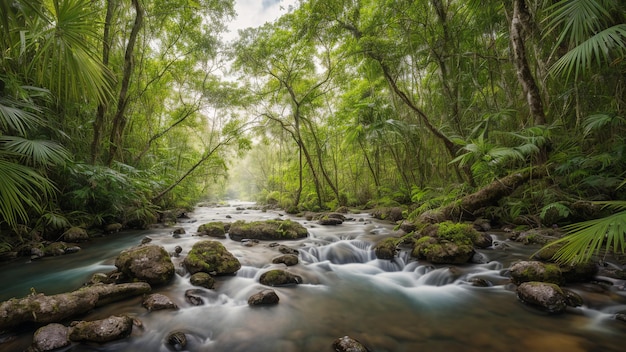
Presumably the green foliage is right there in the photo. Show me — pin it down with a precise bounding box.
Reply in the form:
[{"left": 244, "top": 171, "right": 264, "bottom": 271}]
[{"left": 546, "top": 201, "right": 626, "bottom": 264}]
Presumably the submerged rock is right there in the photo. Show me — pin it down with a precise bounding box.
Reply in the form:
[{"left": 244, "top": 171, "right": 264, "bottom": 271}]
[
  {"left": 69, "top": 315, "right": 133, "bottom": 343},
  {"left": 31, "top": 323, "right": 70, "bottom": 351},
  {"left": 332, "top": 335, "right": 370, "bottom": 352},
  {"left": 115, "top": 244, "right": 175, "bottom": 286},
  {"left": 190, "top": 272, "right": 216, "bottom": 289},
  {"left": 166, "top": 330, "right": 188, "bottom": 350},
  {"left": 259, "top": 269, "right": 302, "bottom": 286},
  {"left": 183, "top": 240, "right": 241, "bottom": 275},
  {"left": 142, "top": 293, "right": 178, "bottom": 311},
  {"left": 272, "top": 254, "right": 299, "bottom": 266},
  {"left": 516, "top": 281, "right": 567, "bottom": 314},
  {"left": 248, "top": 289, "right": 280, "bottom": 306},
  {"left": 184, "top": 289, "right": 205, "bottom": 306},
  {"left": 228, "top": 219, "right": 308, "bottom": 241}
]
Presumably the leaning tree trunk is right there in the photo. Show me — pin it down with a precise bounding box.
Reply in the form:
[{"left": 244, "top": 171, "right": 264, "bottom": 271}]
[
  {"left": 420, "top": 166, "right": 547, "bottom": 223},
  {"left": 107, "top": 0, "right": 143, "bottom": 166},
  {"left": 510, "top": 0, "right": 548, "bottom": 164}
]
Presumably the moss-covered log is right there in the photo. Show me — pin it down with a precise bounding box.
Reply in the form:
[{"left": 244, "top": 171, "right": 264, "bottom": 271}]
[{"left": 420, "top": 167, "right": 546, "bottom": 222}]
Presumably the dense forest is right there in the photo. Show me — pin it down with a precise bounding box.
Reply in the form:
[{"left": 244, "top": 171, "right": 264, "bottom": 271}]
[{"left": 0, "top": 0, "right": 625, "bottom": 263}]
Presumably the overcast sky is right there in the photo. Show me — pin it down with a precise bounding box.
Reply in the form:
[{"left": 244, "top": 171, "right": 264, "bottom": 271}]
[{"left": 225, "top": 0, "right": 298, "bottom": 40}]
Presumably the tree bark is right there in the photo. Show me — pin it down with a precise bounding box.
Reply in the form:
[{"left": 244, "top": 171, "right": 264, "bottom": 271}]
[
  {"left": 91, "top": 0, "right": 116, "bottom": 164},
  {"left": 510, "top": 0, "right": 546, "bottom": 127},
  {"left": 107, "top": 0, "right": 144, "bottom": 166}
]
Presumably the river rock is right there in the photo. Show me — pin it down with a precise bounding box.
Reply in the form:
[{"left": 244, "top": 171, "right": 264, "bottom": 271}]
[
  {"left": 472, "top": 232, "right": 493, "bottom": 249},
  {"left": 374, "top": 238, "right": 398, "bottom": 260},
  {"left": 560, "top": 261, "right": 598, "bottom": 283},
  {"left": 259, "top": 269, "right": 302, "bottom": 286},
  {"left": 412, "top": 236, "right": 474, "bottom": 264},
  {"left": 172, "top": 227, "right": 186, "bottom": 235},
  {"left": 115, "top": 244, "right": 175, "bottom": 285},
  {"left": 166, "top": 330, "right": 188, "bottom": 350},
  {"left": 248, "top": 289, "right": 280, "bottom": 306},
  {"left": 332, "top": 336, "right": 370, "bottom": 352},
  {"left": 183, "top": 240, "right": 241, "bottom": 275},
  {"left": 142, "top": 293, "right": 178, "bottom": 311},
  {"left": 43, "top": 242, "right": 67, "bottom": 256},
  {"left": 104, "top": 222, "right": 123, "bottom": 234},
  {"left": 190, "top": 272, "right": 216, "bottom": 288},
  {"left": 184, "top": 289, "right": 205, "bottom": 306},
  {"left": 278, "top": 245, "right": 299, "bottom": 255},
  {"left": 197, "top": 221, "right": 227, "bottom": 238},
  {"left": 63, "top": 226, "right": 89, "bottom": 242},
  {"left": 69, "top": 315, "right": 133, "bottom": 343},
  {"left": 509, "top": 260, "right": 563, "bottom": 285},
  {"left": 319, "top": 217, "right": 343, "bottom": 225},
  {"left": 228, "top": 219, "right": 308, "bottom": 241},
  {"left": 31, "top": 323, "right": 70, "bottom": 351},
  {"left": 272, "top": 254, "right": 299, "bottom": 266},
  {"left": 516, "top": 281, "right": 567, "bottom": 314}
]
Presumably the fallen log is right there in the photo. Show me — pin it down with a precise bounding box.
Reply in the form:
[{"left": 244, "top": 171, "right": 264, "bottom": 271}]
[{"left": 0, "top": 282, "right": 150, "bottom": 330}]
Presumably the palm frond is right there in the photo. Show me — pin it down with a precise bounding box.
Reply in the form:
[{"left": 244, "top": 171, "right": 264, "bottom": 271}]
[
  {"left": 0, "top": 136, "right": 70, "bottom": 167},
  {"left": 548, "top": 208, "right": 626, "bottom": 264},
  {"left": 583, "top": 113, "right": 624, "bottom": 137},
  {"left": 0, "top": 159, "right": 56, "bottom": 228},
  {"left": 0, "top": 96, "right": 43, "bottom": 135},
  {"left": 544, "top": 0, "right": 614, "bottom": 46},
  {"left": 550, "top": 24, "right": 626, "bottom": 79}
]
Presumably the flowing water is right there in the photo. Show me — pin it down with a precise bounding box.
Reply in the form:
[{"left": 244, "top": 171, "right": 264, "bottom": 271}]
[{"left": 1, "top": 203, "right": 625, "bottom": 352}]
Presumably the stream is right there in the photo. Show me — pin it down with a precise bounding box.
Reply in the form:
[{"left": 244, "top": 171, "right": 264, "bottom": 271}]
[{"left": 1, "top": 202, "right": 625, "bottom": 351}]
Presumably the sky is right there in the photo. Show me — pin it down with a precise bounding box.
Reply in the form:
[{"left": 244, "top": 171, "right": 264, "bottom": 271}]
[{"left": 225, "top": 0, "right": 298, "bottom": 40}]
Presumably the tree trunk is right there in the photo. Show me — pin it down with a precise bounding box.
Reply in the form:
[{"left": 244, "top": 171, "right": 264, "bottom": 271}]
[
  {"left": 510, "top": 0, "right": 546, "bottom": 127},
  {"left": 91, "top": 0, "right": 116, "bottom": 164},
  {"left": 107, "top": 0, "right": 143, "bottom": 166}
]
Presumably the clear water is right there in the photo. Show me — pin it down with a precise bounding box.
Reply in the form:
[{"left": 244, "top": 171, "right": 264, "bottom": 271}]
[{"left": 1, "top": 203, "right": 625, "bottom": 351}]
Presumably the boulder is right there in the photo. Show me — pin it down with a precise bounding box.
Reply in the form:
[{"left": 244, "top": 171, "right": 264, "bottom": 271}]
[
  {"left": 374, "top": 238, "right": 398, "bottom": 260},
  {"left": 43, "top": 242, "right": 67, "bottom": 256},
  {"left": 228, "top": 220, "right": 308, "bottom": 241},
  {"left": 183, "top": 240, "right": 241, "bottom": 275},
  {"left": 319, "top": 217, "right": 343, "bottom": 225},
  {"left": 31, "top": 323, "right": 70, "bottom": 351},
  {"left": 184, "top": 289, "right": 205, "bottom": 306},
  {"left": 509, "top": 261, "right": 563, "bottom": 285},
  {"left": 69, "top": 315, "right": 133, "bottom": 343},
  {"left": 104, "top": 223, "right": 123, "bottom": 234},
  {"left": 190, "top": 272, "right": 216, "bottom": 289},
  {"left": 259, "top": 269, "right": 302, "bottom": 286},
  {"left": 115, "top": 244, "right": 175, "bottom": 285},
  {"left": 278, "top": 245, "right": 299, "bottom": 255},
  {"left": 248, "top": 289, "right": 280, "bottom": 306},
  {"left": 412, "top": 236, "right": 474, "bottom": 264},
  {"left": 371, "top": 207, "right": 404, "bottom": 222},
  {"left": 516, "top": 281, "right": 567, "bottom": 314},
  {"left": 142, "top": 293, "right": 178, "bottom": 311},
  {"left": 560, "top": 262, "right": 598, "bottom": 283},
  {"left": 332, "top": 336, "right": 370, "bottom": 352},
  {"left": 197, "top": 222, "right": 227, "bottom": 238},
  {"left": 272, "top": 254, "right": 299, "bottom": 266}
]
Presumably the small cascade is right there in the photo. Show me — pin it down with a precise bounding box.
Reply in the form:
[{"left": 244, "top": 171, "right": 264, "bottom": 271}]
[{"left": 300, "top": 239, "right": 375, "bottom": 264}]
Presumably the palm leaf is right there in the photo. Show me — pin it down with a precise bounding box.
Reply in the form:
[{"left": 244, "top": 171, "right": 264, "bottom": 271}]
[
  {"left": 0, "top": 159, "right": 56, "bottom": 228},
  {"left": 0, "top": 96, "right": 43, "bottom": 135},
  {"left": 550, "top": 24, "right": 626, "bottom": 79},
  {"left": 0, "top": 136, "right": 69, "bottom": 167},
  {"left": 547, "top": 201, "right": 626, "bottom": 264}
]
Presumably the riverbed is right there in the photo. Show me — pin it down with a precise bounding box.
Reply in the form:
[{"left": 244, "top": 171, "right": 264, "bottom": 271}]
[{"left": 1, "top": 202, "right": 625, "bottom": 351}]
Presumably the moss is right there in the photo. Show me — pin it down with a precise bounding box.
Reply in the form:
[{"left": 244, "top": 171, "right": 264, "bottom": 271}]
[
  {"left": 197, "top": 222, "right": 226, "bottom": 238},
  {"left": 436, "top": 221, "right": 478, "bottom": 245},
  {"left": 228, "top": 220, "right": 308, "bottom": 241}
]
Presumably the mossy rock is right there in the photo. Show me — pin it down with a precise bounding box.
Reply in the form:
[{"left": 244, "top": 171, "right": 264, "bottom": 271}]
[
  {"left": 410, "top": 222, "right": 477, "bottom": 264},
  {"left": 63, "top": 227, "right": 89, "bottom": 242},
  {"left": 115, "top": 245, "right": 175, "bottom": 286},
  {"left": 183, "top": 240, "right": 241, "bottom": 275},
  {"left": 509, "top": 260, "right": 563, "bottom": 285},
  {"left": 228, "top": 220, "right": 308, "bottom": 241},
  {"left": 43, "top": 242, "right": 68, "bottom": 256},
  {"left": 197, "top": 222, "right": 227, "bottom": 238},
  {"left": 259, "top": 269, "right": 302, "bottom": 286},
  {"left": 374, "top": 238, "right": 399, "bottom": 260},
  {"left": 516, "top": 281, "right": 567, "bottom": 314},
  {"left": 189, "top": 272, "right": 216, "bottom": 289}
]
